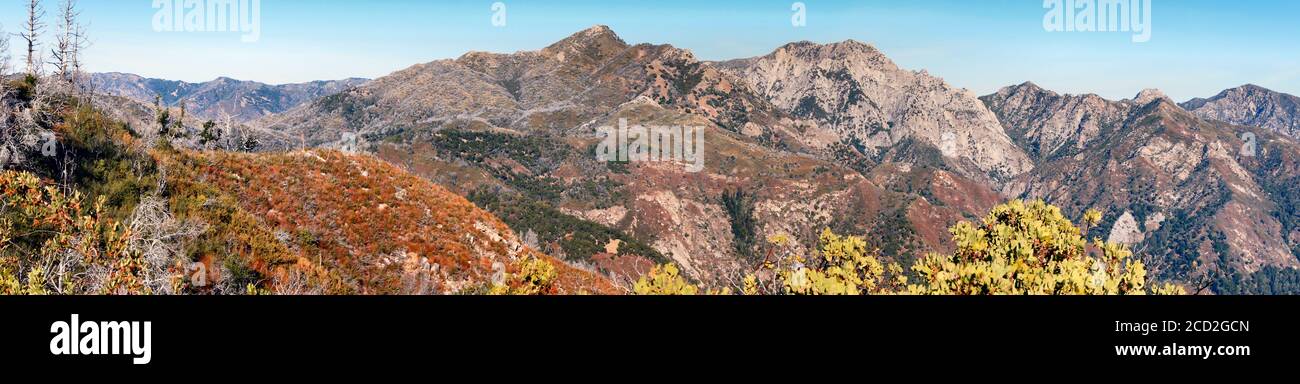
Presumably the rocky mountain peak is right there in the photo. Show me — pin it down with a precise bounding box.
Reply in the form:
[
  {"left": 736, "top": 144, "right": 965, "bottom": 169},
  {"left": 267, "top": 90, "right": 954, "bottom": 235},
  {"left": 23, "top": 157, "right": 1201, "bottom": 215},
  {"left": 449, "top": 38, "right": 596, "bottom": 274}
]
[
  {"left": 725, "top": 39, "right": 1032, "bottom": 184},
  {"left": 981, "top": 83, "right": 1139, "bottom": 163},
  {"left": 771, "top": 39, "right": 896, "bottom": 72},
  {"left": 579, "top": 24, "right": 617, "bottom": 38},
  {"left": 1133, "top": 88, "right": 1172, "bottom": 105},
  {"left": 1238, "top": 83, "right": 1270, "bottom": 93},
  {"left": 992, "top": 81, "right": 1055, "bottom": 100},
  {"left": 542, "top": 25, "right": 630, "bottom": 63},
  {"left": 1180, "top": 84, "right": 1300, "bottom": 138},
  {"left": 1202, "top": 84, "right": 1288, "bottom": 104},
  {"left": 1011, "top": 81, "right": 1046, "bottom": 94}
]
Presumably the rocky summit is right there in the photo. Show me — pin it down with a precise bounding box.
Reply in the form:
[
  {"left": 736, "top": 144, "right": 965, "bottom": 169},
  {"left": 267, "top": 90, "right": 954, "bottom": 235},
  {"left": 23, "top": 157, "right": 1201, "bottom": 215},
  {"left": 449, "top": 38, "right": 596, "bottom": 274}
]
[
  {"left": 1182, "top": 84, "right": 1300, "bottom": 139},
  {"left": 719, "top": 40, "right": 1034, "bottom": 186}
]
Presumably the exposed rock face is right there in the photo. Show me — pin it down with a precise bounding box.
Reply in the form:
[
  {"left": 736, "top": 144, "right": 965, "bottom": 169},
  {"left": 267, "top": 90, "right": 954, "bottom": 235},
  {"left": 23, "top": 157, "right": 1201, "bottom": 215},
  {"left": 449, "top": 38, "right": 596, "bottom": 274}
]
[
  {"left": 1108, "top": 211, "right": 1144, "bottom": 245},
  {"left": 719, "top": 41, "right": 1033, "bottom": 185},
  {"left": 986, "top": 85, "right": 1300, "bottom": 280},
  {"left": 1182, "top": 84, "right": 1300, "bottom": 138},
  {"left": 91, "top": 72, "right": 368, "bottom": 122},
  {"left": 1133, "top": 88, "right": 1173, "bottom": 105},
  {"left": 265, "top": 26, "right": 1004, "bottom": 285},
  {"left": 981, "top": 82, "right": 1134, "bottom": 161}
]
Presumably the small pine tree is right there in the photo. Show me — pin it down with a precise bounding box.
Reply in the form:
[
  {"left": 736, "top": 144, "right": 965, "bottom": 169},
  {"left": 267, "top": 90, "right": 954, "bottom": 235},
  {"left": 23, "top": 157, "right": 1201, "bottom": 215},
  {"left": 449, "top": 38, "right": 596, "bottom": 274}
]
[
  {"left": 199, "top": 120, "right": 219, "bottom": 147},
  {"left": 154, "top": 96, "right": 171, "bottom": 138},
  {"left": 721, "top": 188, "right": 757, "bottom": 260},
  {"left": 0, "top": 23, "right": 11, "bottom": 96},
  {"left": 241, "top": 136, "right": 260, "bottom": 152},
  {"left": 172, "top": 101, "right": 187, "bottom": 138}
]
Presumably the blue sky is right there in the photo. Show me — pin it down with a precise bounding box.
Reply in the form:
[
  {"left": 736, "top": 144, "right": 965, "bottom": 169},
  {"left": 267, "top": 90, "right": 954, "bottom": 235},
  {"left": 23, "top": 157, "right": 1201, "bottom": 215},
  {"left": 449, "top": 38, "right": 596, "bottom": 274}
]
[{"left": 2, "top": 0, "right": 1298, "bottom": 101}]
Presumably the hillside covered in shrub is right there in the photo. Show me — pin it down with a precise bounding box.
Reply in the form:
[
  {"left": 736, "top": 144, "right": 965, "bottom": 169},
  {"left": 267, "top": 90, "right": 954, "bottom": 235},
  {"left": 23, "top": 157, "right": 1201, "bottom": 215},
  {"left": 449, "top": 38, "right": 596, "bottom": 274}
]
[{"left": 0, "top": 74, "right": 615, "bottom": 295}]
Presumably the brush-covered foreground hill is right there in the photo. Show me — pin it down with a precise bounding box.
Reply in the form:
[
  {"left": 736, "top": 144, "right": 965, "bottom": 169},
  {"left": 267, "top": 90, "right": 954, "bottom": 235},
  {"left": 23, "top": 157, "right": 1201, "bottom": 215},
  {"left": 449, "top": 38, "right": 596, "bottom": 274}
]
[
  {"left": 984, "top": 83, "right": 1300, "bottom": 293},
  {"left": 0, "top": 77, "right": 611, "bottom": 295},
  {"left": 165, "top": 149, "right": 617, "bottom": 294},
  {"left": 265, "top": 26, "right": 1006, "bottom": 285}
]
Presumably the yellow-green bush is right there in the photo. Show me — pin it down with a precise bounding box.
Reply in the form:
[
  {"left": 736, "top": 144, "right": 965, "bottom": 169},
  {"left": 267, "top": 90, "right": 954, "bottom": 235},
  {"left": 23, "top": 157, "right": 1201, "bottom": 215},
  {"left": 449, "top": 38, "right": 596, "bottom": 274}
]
[
  {"left": 491, "top": 254, "right": 559, "bottom": 295},
  {"left": 633, "top": 200, "right": 1185, "bottom": 296},
  {"left": 777, "top": 229, "right": 905, "bottom": 295},
  {"left": 633, "top": 263, "right": 699, "bottom": 295},
  {"left": 0, "top": 171, "right": 139, "bottom": 295},
  {"left": 909, "top": 200, "right": 1184, "bottom": 295}
]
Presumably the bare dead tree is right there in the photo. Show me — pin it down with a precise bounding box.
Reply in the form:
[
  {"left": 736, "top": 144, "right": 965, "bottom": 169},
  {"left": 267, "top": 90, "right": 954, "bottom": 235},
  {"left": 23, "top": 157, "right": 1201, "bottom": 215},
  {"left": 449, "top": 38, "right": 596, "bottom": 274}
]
[
  {"left": 20, "top": 0, "right": 45, "bottom": 77},
  {"left": 0, "top": 27, "right": 9, "bottom": 168},
  {"left": 47, "top": 1, "right": 84, "bottom": 194},
  {"left": 1, "top": 22, "right": 11, "bottom": 95},
  {"left": 50, "top": 2, "right": 72, "bottom": 82},
  {"left": 128, "top": 196, "right": 209, "bottom": 295},
  {"left": 51, "top": 0, "right": 86, "bottom": 91},
  {"left": 70, "top": 21, "right": 89, "bottom": 94},
  {"left": 220, "top": 112, "right": 261, "bottom": 152},
  {"left": 0, "top": 5, "right": 64, "bottom": 175},
  {"left": 5, "top": 81, "right": 54, "bottom": 171},
  {"left": 219, "top": 111, "right": 234, "bottom": 150},
  {"left": 274, "top": 268, "right": 326, "bottom": 295}
]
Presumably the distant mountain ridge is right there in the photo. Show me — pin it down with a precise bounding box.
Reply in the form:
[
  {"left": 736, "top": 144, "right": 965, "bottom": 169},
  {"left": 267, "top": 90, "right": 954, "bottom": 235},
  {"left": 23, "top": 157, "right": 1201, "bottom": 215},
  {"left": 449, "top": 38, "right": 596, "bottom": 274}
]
[
  {"left": 261, "top": 25, "right": 796, "bottom": 148},
  {"left": 90, "top": 72, "right": 368, "bottom": 122},
  {"left": 984, "top": 83, "right": 1300, "bottom": 285},
  {"left": 1181, "top": 84, "right": 1300, "bottom": 139}
]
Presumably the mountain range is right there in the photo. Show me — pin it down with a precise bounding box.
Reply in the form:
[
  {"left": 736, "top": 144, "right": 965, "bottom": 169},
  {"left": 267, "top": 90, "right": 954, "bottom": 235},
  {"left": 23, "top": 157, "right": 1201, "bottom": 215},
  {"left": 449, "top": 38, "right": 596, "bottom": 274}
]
[
  {"left": 61, "top": 26, "right": 1300, "bottom": 293},
  {"left": 89, "top": 72, "right": 368, "bottom": 123},
  {"left": 985, "top": 83, "right": 1300, "bottom": 285}
]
